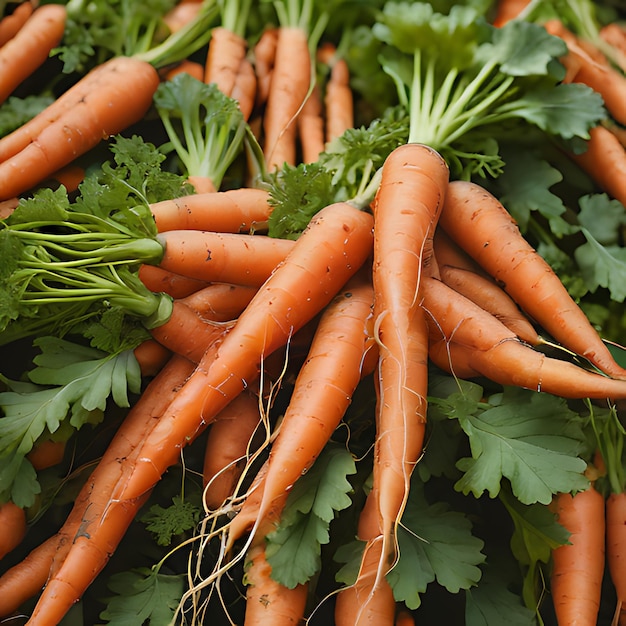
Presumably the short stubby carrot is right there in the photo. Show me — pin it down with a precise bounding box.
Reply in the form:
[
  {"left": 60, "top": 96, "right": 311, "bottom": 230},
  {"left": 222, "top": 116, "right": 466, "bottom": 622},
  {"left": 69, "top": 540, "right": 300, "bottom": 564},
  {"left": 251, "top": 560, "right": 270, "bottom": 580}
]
[
  {"left": 113, "top": 202, "right": 374, "bottom": 503},
  {"left": 421, "top": 276, "right": 626, "bottom": 400},
  {"left": 0, "top": 4, "right": 66, "bottom": 105},
  {"left": 550, "top": 486, "right": 606, "bottom": 626},
  {"left": 156, "top": 230, "right": 295, "bottom": 287},
  {"left": 439, "top": 180, "right": 626, "bottom": 380},
  {"left": 368, "top": 143, "right": 449, "bottom": 598},
  {"left": 0, "top": 56, "right": 160, "bottom": 200},
  {"left": 607, "top": 492, "right": 626, "bottom": 622},
  {"left": 149, "top": 187, "right": 272, "bottom": 233}
]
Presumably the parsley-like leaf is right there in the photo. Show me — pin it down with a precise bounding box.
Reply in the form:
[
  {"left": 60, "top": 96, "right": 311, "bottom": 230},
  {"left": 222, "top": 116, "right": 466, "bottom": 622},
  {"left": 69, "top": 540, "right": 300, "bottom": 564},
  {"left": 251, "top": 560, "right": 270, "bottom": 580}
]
[{"left": 140, "top": 495, "right": 201, "bottom": 547}]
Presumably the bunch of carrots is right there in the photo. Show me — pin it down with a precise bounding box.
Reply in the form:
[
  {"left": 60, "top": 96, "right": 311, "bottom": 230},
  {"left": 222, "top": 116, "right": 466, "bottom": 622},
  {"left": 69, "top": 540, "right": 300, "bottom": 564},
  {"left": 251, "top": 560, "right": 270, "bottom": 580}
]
[{"left": 0, "top": 0, "right": 625, "bottom": 625}]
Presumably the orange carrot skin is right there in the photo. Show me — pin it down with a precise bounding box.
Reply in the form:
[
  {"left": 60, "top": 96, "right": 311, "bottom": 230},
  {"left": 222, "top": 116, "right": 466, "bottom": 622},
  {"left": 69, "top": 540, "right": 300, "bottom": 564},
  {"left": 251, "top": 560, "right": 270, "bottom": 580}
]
[
  {"left": 439, "top": 180, "right": 626, "bottom": 380},
  {"left": 491, "top": 0, "right": 531, "bottom": 27},
  {"left": 0, "top": 56, "right": 160, "bottom": 200},
  {"left": 298, "top": 83, "right": 326, "bottom": 164},
  {"left": 231, "top": 56, "right": 257, "bottom": 122},
  {"left": 204, "top": 26, "right": 248, "bottom": 97},
  {"left": 252, "top": 27, "right": 278, "bottom": 109},
  {"left": 550, "top": 486, "right": 605, "bottom": 626},
  {"left": 114, "top": 202, "right": 374, "bottom": 503},
  {"left": 422, "top": 276, "right": 626, "bottom": 400},
  {"left": 180, "top": 283, "right": 257, "bottom": 321},
  {"left": 156, "top": 230, "right": 296, "bottom": 287},
  {"left": 26, "top": 439, "right": 67, "bottom": 471},
  {"left": 133, "top": 339, "right": 172, "bottom": 376},
  {"left": 0, "top": 4, "right": 66, "bottom": 105},
  {"left": 150, "top": 188, "right": 272, "bottom": 233},
  {"left": 607, "top": 492, "right": 626, "bottom": 613},
  {"left": 138, "top": 264, "right": 212, "bottom": 299},
  {"left": 0, "top": 1, "right": 35, "bottom": 47},
  {"left": 324, "top": 57, "right": 354, "bottom": 143},
  {"left": 0, "top": 501, "right": 26, "bottom": 561},
  {"left": 163, "top": 58, "right": 205, "bottom": 82}
]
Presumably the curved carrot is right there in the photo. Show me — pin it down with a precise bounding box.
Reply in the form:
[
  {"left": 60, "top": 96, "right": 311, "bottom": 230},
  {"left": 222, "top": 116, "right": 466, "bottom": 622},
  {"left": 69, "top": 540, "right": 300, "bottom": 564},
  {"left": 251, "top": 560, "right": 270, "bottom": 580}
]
[
  {"left": 263, "top": 26, "right": 311, "bottom": 170},
  {"left": 0, "top": 501, "right": 26, "bottom": 561},
  {"left": 0, "top": 4, "right": 66, "bottom": 106},
  {"left": 0, "top": 56, "right": 160, "bottom": 200},
  {"left": 366, "top": 143, "right": 449, "bottom": 607},
  {"left": 204, "top": 26, "right": 248, "bottom": 98},
  {"left": 156, "top": 230, "right": 296, "bottom": 287},
  {"left": 550, "top": 485, "right": 605, "bottom": 626},
  {"left": 438, "top": 264, "right": 542, "bottom": 346},
  {"left": 607, "top": 492, "right": 626, "bottom": 624},
  {"left": 149, "top": 188, "right": 272, "bottom": 233},
  {"left": 439, "top": 180, "right": 626, "bottom": 380},
  {"left": 203, "top": 386, "right": 262, "bottom": 510},
  {"left": 225, "top": 269, "right": 376, "bottom": 546},
  {"left": 138, "top": 264, "right": 212, "bottom": 299},
  {"left": 568, "top": 124, "right": 626, "bottom": 208},
  {"left": 114, "top": 201, "right": 374, "bottom": 503},
  {"left": 421, "top": 276, "right": 626, "bottom": 400},
  {"left": 0, "top": 1, "right": 35, "bottom": 47}
]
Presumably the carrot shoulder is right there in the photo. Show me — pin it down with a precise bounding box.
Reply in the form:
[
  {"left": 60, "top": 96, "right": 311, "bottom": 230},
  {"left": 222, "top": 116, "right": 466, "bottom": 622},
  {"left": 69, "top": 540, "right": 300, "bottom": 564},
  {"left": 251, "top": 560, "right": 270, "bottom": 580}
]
[{"left": 438, "top": 180, "right": 626, "bottom": 380}]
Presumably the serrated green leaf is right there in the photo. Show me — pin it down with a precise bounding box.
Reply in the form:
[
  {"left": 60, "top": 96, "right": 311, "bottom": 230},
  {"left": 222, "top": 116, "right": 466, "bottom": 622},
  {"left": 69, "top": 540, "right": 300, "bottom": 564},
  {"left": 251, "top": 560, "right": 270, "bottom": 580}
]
[
  {"left": 0, "top": 453, "right": 40, "bottom": 507},
  {"left": 140, "top": 496, "right": 201, "bottom": 547},
  {"left": 99, "top": 567, "right": 184, "bottom": 626},
  {"left": 577, "top": 194, "right": 626, "bottom": 246},
  {"left": 453, "top": 388, "right": 589, "bottom": 504}
]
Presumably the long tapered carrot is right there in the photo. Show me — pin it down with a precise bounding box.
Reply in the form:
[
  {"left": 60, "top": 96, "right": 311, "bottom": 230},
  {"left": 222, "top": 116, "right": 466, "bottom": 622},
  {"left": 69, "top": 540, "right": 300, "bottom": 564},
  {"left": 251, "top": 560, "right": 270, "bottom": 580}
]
[
  {"left": 263, "top": 26, "right": 312, "bottom": 170},
  {"left": 568, "top": 124, "right": 626, "bottom": 208},
  {"left": 550, "top": 485, "right": 606, "bottom": 626},
  {"left": 225, "top": 269, "right": 376, "bottom": 546},
  {"left": 0, "top": 1, "right": 35, "bottom": 47},
  {"left": 113, "top": 201, "right": 374, "bottom": 504},
  {"left": 421, "top": 276, "right": 626, "bottom": 399},
  {"left": 156, "top": 230, "right": 295, "bottom": 287},
  {"left": 607, "top": 491, "right": 626, "bottom": 625},
  {"left": 0, "top": 4, "right": 66, "bottom": 106},
  {"left": 439, "top": 180, "right": 626, "bottom": 380},
  {"left": 204, "top": 26, "right": 248, "bottom": 97},
  {"left": 252, "top": 27, "right": 278, "bottom": 109},
  {"left": 0, "top": 501, "right": 26, "bottom": 561},
  {"left": 297, "top": 83, "right": 325, "bottom": 164},
  {"left": 231, "top": 56, "right": 257, "bottom": 122},
  {"left": 0, "top": 56, "right": 160, "bottom": 200},
  {"left": 364, "top": 143, "right": 449, "bottom": 609},
  {"left": 149, "top": 187, "right": 272, "bottom": 233}
]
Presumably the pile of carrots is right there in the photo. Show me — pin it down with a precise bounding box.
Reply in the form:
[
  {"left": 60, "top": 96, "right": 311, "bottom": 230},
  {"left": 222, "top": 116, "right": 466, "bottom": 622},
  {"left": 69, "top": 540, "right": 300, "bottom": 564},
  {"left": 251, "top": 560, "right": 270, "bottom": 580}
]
[{"left": 0, "top": 0, "right": 625, "bottom": 625}]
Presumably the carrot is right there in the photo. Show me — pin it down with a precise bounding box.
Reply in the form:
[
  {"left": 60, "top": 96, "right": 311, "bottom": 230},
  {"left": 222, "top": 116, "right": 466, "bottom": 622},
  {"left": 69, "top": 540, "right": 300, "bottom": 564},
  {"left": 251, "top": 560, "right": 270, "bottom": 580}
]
[
  {"left": 491, "top": 0, "right": 531, "bottom": 27},
  {"left": 204, "top": 26, "right": 248, "bottom": 97},
  {"left": 243, "top": 539, "right": 309, "bottom": 625},
  {"left": 543, "top": 20, "right": 626, "bottom": 126},
  {"left": 600, "top": 23, "right": 626, "bottom": 72},
  {"left": 133, "top": 338, "right": 172, "bottom": 377},
  {"left": 607, "top": 492, "right": 626, "bottom": 625},
  {"left": 26, "top": 438, "right": 67, "bottom": 471},
  {"left": 138, "top": 264, "right": 212, "bottom": 299},
  {"left": 335, "top": 487, "right": 396, "bottom": 626},
  {"left": 0, "top": 0, "right": 35, "bottom": 47},
  {"left": 550, "top": 485, "right": 605, "bottom": 626},
  {"left": 149, "top": 187, "right": 272, "bottom": 233},
  {"left": 252, "top": 27, "right": 278, "bottom": 109},
  {"left": 42, "top": 163, "right": 86, "bottom": 193},
  {"left": 439, "top": 180, "right": 626, "bottom": 380},
  {"left": 180, "top": 282, "right": 257, "bottom": 321},
  {"left": 23, "top": 355, "right": 195, "bottom": 625},
  {"left": 365, "top": 143, "right": 449, "bottom": 608},
  {"left": 395, "top": 609, "right": 416, "bottom": 626},
  {"left": 225, "top": 269, "right": 376, "bottom": 545},
  {"left": 155, "top": 229, "right": 295, "bottom": 287},
  {"left": 231, "top": 56, "right": 258, "bottom": 122},
  {"left": 0, "top": 56, "right": 160, "bottom": 200},
  {"left": 0, "top": 4, "right": 66, "bottom": 106},
  {"left": 421, "top": 275, "right": 626, "bottom": 399},
  {"left": 112, "top": 201, "right": 374, "bottom": 503},
  {"left": 0, "top": 501, "right": 26, "bottom": 561},
  {"left": 438, "top": 264, "right": 542, "bottom": 346},
  {"left": 323, "top": 56, "right": 354, "bottom": 143},
  {"left": 432, "top": 227, "right": 488, "bottom": 276},
  {"left": 568, "top": 124, "right": 626, "bottom": 208},
  {"left": 162, "top": 0, "right": 202, "bottom": 34},
  {"left": 163, "top": 58, "right": 205, "bottom": 81},
  {"left": 203, "top": 386, "right": 262, "bottom": 510},
  {"left": 263, "top": 26, "right": 312, "bottom": 170},
  {"left": 297, "top": 83, "right": 325, "bottom": 164}
]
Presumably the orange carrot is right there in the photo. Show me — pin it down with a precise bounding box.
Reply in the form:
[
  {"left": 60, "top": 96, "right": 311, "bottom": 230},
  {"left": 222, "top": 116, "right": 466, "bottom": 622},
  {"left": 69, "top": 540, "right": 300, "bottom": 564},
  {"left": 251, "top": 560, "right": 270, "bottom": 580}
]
[
  {"left": 550, "top": 485, "right": 605, "bottom": 626},
  {"left": 438, "top": 264, "right": 542, "bottom": 346},
  {"left": 180, "top": 282, "right": 257, "bottom": 321},
  {"left": 0, "top": 56, "right": 160, "bottom": 200},
  {"left": 163, "top": 58, "right": 205, "bottom": 81},
  {"left": 544, "top": 20, "right": 626, "bottom": 126},
  {"left": 0, "top": 501, "right": 26, "bottom": 561},
  {"left": 491, "top": 0, "right": 531, "bottom": 27},
  {"left": 149, "top": 187, "right": 272, "bottom": 233},
  {"left": 0, "top": 4, "right": 66, "bottom": 106},
  {"left": 600, "top": 23, "right": 626, "bottom": 72},
  {"left": 297, "top": 83, "right": 325, "bottom": 163},
  {"left": 138, "top": 264, "right": 212, "bottom": 299},
  {"left": 155, "top": 230, "right": 295, "bottom": 287},
  {"left": 568, "top": 124, "right": 626, "bottom": 208},
  {"left": 231, "top": 56, "right": 258, "bottom": 122},
  {"left": 204, "top": 26, "right": 248, "bottom": 98},
  {"left": 252, "top": 27, "right": 278, "bottom": 109},
  {"left": 113, "top": 201, "right": 374, "bottom": 503},
  {"left": 203, "top": 386, "right": 262, "bottom": 510},
  {"left": 243, "top": 539, "right": 309, "bottom": 625},
  {"left": 439, "top": 180, "right": 626, "bottom": 380},
  {"left": 607, "top": 492, "right": 626, "bottom": 624},
  {"left": 225, "top": 269, "right": 376, "bottom": 545},
  {"left": 133, "top": 338, "right": 172, "bottom": 376},
  {"left": 42, "top": 163, "right": 86, "bottom": 193},
  {"left": 421, "top": 275, "right": 626, "bottom": 399},
  {"left": 162, "top": 0, "right": 202, "bottom": 34},
  {"left": 0, "top": 1, "right": 35, "bottom": 47},
  {"left": 26, "top": 438, "right": 67, "bottom": 471},
  {"left": 321, "top": 51, "right": 354, "bottom": 143},
  {"left": 365, "top": 143, "right": 449, "bottom": 608},
  {"left": 263, "top": 26, "right": 311, "bottom": 170},
  {"left": 395, "top": 609, "right": 416, "bottom": 626}
]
